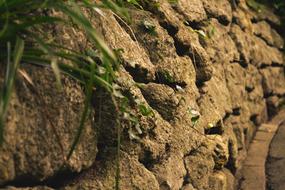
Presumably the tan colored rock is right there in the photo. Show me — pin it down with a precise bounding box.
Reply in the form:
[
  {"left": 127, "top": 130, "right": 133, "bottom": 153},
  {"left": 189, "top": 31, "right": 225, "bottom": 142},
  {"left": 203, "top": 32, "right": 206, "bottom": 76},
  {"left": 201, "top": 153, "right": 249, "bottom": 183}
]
[
  {"left": 152, "top": 152, "right": 186, "bottom": 190},
  {"left": 232, "top": 7, "right": 254, "bottom": 32},
  {"left": 91, "top": 11, "right": 156, "bottom": 82},
  {"left": 230, "top": 24, "right": 283, "bottom": 67},
  {"left": 267, "top": 96, "right": 284, "bottom": 118},
  {"left": 251, "top": 7, "right": 281, "bottom": 26},
  {"left": 1, "top": 1, "right": 284, "bottom": 189},
  {"left": 142, "top": 0, "right": 213, "bottom": 83},
  {"left": 197, "top": 65, "right": 232, "bottom": 129},
  {"left": 184, "top": 142, "right": 215, "bottom": 190},
  {"left": 140, "top": 83, "right": 179, "bottom": 121},
  {"left": 223, "top": 169, "right": 235, "bottom": 190},
  {"left": 208, "top": 171, "right": 227, "bottom": 190},
  {"left": 175, "top": 27, "right": 213, "bottom": 83},
  {"left": 125, "top": 10, "right": 197, "bottom": 87},
  {"left": 253, "top": 21, "right": 284, "bottom": 49},
  {"left": 225, "top": 63, "right": 247, "bottom": 109},
  {"left": 63, "top": 152, "right": 160, "bottom": 190},
  {"left": 201, "top": 0, "right": 233, "bottom": 25},
  {"left": 224, "top": 115, "right": 246, "bottom": 151},
  {"left": 0, "top": 65, "right": 97, "bottom": 185},
  {"left": 245, "top": 65, "right": 267, "bottom": 122},
  {"left": 200, "top": 19, "right": 239, "bottom": 63},
  {"left": 173, "top": 0, "right": 207, "bottom": 23},
  {"left": 260, "top": 67, "right": 285, "bottom": 96}
]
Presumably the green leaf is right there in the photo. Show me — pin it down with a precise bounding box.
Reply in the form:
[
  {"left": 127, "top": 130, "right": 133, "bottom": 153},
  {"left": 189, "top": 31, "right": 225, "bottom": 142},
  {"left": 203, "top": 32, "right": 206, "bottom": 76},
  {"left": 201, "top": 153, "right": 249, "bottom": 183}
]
[
  {"left": 66, "top": 58, "right": 96, "bottom": 160},
  {"left": 138, "top": 104, "right": 154, "bottom": 117},
  {"left": 51, "top": 58, "right": 62, "bottom": 90},
  {"left": 0, "top": 37, "right": 24, "bottom": 145},
  {"left": 0, "top": 0, "right": 9, "bottom": 38}
]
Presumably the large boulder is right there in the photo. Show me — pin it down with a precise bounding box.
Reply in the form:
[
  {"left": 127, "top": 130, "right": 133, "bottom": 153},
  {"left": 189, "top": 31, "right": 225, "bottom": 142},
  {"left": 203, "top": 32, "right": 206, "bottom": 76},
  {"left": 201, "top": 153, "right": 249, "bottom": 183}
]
[{"left": 0, "top": 65, "right": 97, "bottom": 184}]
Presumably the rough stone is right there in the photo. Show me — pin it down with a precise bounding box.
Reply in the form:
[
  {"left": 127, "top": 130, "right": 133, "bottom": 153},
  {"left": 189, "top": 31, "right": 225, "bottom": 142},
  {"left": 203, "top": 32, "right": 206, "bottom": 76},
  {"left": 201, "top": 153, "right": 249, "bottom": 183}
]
[
  {"left": 91, "top": 11, "right": 156, "bottom": 82},
  {"left": 260, "top": 67, "right": 285, "bottom": 96},
  {"left": 201, "top": 0, "right": 233, "bottom": 25},
  {"left": 208, "top": 171, "right": 227, "bottom": 190},
  {"left": 197, "top": 65, "right": 232, "bottom": 129},
  {"left": 151, "top": 152, "right": 186, "bottom": 190},
  {"left": 140, "top": 83, "right": 179, "bottom": 121},
  {"left": 63, "top": 152, "right": 160, "bottom": 190},
  {"left": 0, "top": 1, "right": 284, "bottom": 189},
  {"left": 184, "top": 143, "right": 215, "bottom": 190},
  {"left": 253, "top": 21, "right": 284, "bottom": 49},
  {"left": 0, "top": 65, "right": 97, "bottom": 185},
  {"left": 172, "top": 0, "right": 207, "bottom": 23},
  {"left": 230, "top": 24, "right": 283, "bottom": 67},
  {"left": 223, "top": 169, "right": 235, "bottom": 190},
  {"left": 225, "top": 63, "right": 247, "bottom": 109},
  {"left": 266, "top": 96, "right": 284, "bottom": 118},
  {"left": 200, "top": 18, "right": 239, "bottom": 63}
]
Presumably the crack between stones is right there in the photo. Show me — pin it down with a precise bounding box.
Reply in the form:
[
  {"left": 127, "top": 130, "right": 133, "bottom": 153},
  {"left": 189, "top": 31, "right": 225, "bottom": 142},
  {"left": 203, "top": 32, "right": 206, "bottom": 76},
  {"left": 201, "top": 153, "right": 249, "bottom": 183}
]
[{"left": 0, "top": 169, "right": 80, "bottom": 189}]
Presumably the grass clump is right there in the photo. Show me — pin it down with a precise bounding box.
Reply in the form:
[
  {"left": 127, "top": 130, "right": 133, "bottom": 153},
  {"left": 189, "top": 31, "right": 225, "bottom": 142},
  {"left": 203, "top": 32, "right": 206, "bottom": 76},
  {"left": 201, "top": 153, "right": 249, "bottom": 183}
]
[
  {"left": 0, "top": 0, "right": 139, "bottom": 189},
  {"left": 0, "top": 0, "right": 124, "bottom": 151},
  {"left": 0, "top": 0, "right": 156, "bottom": 189}
]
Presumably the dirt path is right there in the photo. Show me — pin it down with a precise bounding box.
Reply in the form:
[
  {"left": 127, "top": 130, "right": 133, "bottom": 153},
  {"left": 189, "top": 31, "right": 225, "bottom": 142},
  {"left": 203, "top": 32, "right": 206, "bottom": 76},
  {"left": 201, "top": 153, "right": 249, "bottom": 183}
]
[
  {"left": 266, "top": 119, "right": 285, "bottom": 190},
  {"left": 238, "top": 110, "right": 285, "bottom": 190}
]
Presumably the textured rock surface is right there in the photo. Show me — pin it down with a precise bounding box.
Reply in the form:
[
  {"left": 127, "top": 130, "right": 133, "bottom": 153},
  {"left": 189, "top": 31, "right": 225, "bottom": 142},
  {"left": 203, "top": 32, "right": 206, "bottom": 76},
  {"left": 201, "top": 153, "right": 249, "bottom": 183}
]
[
  {"left": 267, "top": 121, "right": 285, "bottom": 190},
  {"left": 0, "top": 0, "right": 284, "bottom": 190},
  {"left": 0, "top": 65, "right": 97, "bottom": 185}
]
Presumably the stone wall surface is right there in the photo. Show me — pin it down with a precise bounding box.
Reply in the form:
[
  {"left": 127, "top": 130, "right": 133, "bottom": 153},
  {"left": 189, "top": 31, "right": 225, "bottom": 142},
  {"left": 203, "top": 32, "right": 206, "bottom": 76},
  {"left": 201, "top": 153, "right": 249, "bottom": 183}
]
[{"left": 0, "top": 0, "right": 284, "bottom": 190}]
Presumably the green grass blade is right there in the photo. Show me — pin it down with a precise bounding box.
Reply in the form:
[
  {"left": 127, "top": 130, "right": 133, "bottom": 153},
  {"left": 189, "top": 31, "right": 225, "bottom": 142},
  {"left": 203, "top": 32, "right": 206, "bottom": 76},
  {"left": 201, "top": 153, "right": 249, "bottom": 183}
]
[
  {"left": 22, "top": 54, "right": 113, "bottom": 91},
  {"left": 99, "top": 0, "right": 130, "bottom": 22},
  {"left": 0, "top": 37, "right": 24, "bottom": 144},
  {"left": 1, "top": 0, "right": 48, "bottom": 12},
  {"left": 17, "top": 16, "right": 63, "bottom": 30},
  {"left": 66, "top": 60, "right": 96, "bottom": 160},
  {"left": 0, "top": 0, "right": 9, "bottom": 38},
  {"left": 54, "top": 1, "right": 117, "bottom": 62},
  {"left": 32, "top": 34, "right": 63, "bottom": 89}
]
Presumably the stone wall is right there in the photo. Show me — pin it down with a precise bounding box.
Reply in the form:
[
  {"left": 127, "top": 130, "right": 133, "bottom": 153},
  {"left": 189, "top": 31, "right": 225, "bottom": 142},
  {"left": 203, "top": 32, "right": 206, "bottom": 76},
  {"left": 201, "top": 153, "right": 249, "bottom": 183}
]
[{"left": 0, "top": 0, "right": 284, "bottom": 190}]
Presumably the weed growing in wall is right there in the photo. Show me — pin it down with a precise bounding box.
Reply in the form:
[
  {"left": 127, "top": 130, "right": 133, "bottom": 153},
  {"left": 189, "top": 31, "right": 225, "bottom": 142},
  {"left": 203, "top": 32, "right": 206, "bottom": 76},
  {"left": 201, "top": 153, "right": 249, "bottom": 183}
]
[{"left": 0, "top": 0, "right": 148, "bottom": 189}]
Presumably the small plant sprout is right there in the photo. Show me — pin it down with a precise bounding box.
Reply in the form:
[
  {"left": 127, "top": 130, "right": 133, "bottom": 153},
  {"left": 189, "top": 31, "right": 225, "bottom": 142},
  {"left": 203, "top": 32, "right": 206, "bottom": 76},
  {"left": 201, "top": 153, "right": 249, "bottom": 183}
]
[
  {"left": 121, "top": 96, "right": 154, "bottom": 141},
  {"left": 135, "top": 82, "right": 146, "bottom": 88},
  {"left": 188, "top": 108, "right": 201, "bottom": 126},
  {"left": 138, "top": 103, "right": 154, "bottom": 117},
  {"left": 125, "top": 112, "right": 143, "bottom": 141},
  {"left": 208, "top": 26, "right": 216, "bottom": 39},
  {"left": 160, "top": 70, "right": 175, "bottom": 83},
  {"left": 183, "top": 21, "right": 207, "bottom": 39},
  {"left": 194, "top": 29, "right": 207, "bottom": 38},
  {"left": 135, "top": 123, "right": 143, "bottom": 134},
  {"left": 128, "top": 127, "right": 141, "bottom": 140},
  {"left": 134, "top": 96, "right": 154, "bottom": 117},
  {"left": 126, "top": 0, "right": 143, "bottom": 9},
  {"left": 142, "top": 20, "right": 158, "bottom": 36},
  {"left": 113, "top": 84, "right": 125, "bottom": 99},
  {"left": 120, "top": 100, "right": 142, "bottom": 141}
]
